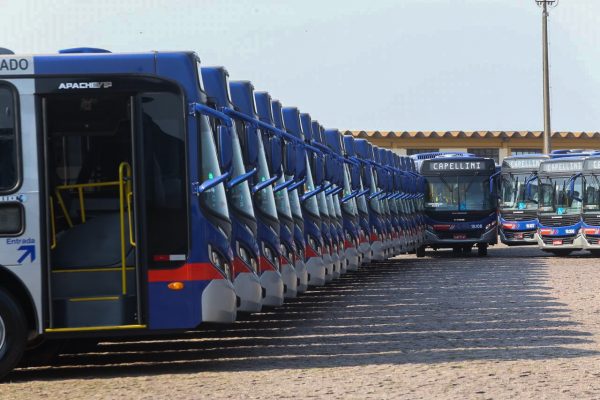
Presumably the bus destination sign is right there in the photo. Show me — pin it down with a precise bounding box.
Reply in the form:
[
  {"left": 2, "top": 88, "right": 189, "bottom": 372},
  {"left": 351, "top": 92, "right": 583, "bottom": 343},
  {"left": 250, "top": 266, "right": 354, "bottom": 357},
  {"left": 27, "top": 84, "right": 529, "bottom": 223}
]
[
  {"left": 540, "top": 161, "right": 583, "bottom": 173},
  {"left": 502, "top": 158, "right": 545, "bottom": 170},
  {"left": 423, "top": 160, "right": 493, "bottom": 173}
]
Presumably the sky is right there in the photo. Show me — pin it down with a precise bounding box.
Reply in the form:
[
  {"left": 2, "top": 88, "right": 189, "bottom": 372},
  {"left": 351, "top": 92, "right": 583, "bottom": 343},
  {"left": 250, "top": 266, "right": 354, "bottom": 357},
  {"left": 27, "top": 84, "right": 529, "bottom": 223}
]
[{"left": 1, "top": 0, "right": 599, "bottom": 132}]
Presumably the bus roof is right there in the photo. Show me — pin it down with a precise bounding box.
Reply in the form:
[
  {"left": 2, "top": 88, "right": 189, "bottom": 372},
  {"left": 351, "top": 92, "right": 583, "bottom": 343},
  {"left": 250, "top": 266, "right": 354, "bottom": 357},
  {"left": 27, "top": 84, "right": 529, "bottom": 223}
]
[{"left": 0, "top": 50, "right": 198, "bottom": 78}]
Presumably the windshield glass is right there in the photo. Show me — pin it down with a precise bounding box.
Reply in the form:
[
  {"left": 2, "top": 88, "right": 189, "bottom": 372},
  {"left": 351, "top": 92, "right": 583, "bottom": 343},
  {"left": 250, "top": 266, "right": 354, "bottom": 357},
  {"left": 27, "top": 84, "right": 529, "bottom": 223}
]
[
  {"left": 500, "top": 172, "right": 538, "bottom": 210},
  {"left": 303, "top": 155, "right": 320, "bottom": 218},
  {"left": 274, "top": 176, "right": 293, "bottom": 219},
  {"left": 288, "top": 183, "right": 303, "bottom": 220},
  {"left": 341, "top": 165, "right": 358, "bottom": 215},
  {"left": 199, "top": 115, "right": 229, "bottom": 221},
  {"left": 357, "top": 181, "right": 368, "bottom": 214},
  {"left": 317, "top": 191, "right": 329, "bottom": 219},
  {"left": 254, "top": 133, "right": 278, "bottom": 220},
  {"left": 229, "top": 127, "right": 255, "bottom": 219},
  {"left": 367, "top": 167, "right": 382, "bottom": 215},
  {"left": 326, "top": 192, "right": 336, "bottom": 221},
  {"left": 333, "top": 193, "right": 343, "bottom": 218},
  {"left": 584, "top": 174, "right": 600, "bottom": 211},
  {"left": 539, "top": 176, "right": 583, "bottom": 214},
  {"left": 425, "top": 175, "right": 493, "bottom": 212}
]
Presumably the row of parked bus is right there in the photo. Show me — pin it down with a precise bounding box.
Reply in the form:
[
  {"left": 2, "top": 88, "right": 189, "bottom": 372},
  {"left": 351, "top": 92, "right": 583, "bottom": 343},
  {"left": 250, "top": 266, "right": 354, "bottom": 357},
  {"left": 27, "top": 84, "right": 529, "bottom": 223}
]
[
  {"left": 499, "top": 150, "right": 600, "bottom": 256},
  {"left": 409, "top": 150, "right": 600, "bottom": 258},
  {"left": 0, "top": 48, "right": 427, "bottom": 378}
]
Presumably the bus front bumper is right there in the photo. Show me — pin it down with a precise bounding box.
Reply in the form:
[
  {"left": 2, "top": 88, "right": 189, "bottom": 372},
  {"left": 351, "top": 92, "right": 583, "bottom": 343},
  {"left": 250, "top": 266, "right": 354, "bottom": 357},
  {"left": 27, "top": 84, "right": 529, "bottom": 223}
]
[
  {"left": 202, "top": 279, "right": 237, "bottom": 323},
  {"left": 295, "top": 259, "right": 309, "bottom": 293},
  {"left": 306, "top": 256, "right": 326, "bottom": 286},
  {"left": 538, "top": 234, "right": 585, "bottom": 251},
  {"left": 425, "top": 228, "right": 497, "bottom": 248},
  {"left": 234, "top": 272, "right": 263, "bottom": 313},
  {"left": 260, "top": 270, "right": 285, "bottom": 307},
  {"left": 281, "top": 263, "right": 298, "bottom": 299}
]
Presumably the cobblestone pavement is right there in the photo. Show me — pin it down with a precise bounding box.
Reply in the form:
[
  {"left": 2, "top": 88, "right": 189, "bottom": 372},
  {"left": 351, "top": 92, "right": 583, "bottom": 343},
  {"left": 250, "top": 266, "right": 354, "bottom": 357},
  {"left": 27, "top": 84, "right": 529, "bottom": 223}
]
[{"left": 3, "top": 245, "right": 600, "bottom": 399}]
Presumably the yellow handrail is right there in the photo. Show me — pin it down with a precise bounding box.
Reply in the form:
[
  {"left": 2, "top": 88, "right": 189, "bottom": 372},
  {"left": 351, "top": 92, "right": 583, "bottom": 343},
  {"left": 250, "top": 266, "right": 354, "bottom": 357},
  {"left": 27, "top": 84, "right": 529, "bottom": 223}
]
[
  {"left": 118, "top": 162, "right": 132, "bottom": 295},
  {"left": 52, "top": 161, "right": 134, "bottom": 295},
  {"left": 49, "top": 197, "right": 57, "bottom": 250}
]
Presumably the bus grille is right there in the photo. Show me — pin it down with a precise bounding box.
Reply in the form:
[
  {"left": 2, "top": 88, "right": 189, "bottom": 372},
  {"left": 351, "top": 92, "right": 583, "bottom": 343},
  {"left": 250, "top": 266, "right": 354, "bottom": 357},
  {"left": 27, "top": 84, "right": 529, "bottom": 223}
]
[
  {"left": 501, "top": 211, "right": 537, "bottom": 221},
  {"left": 538, "top": 215, "right": 580, "bottom": 227},
  {"left": 587, "top": 236, "right": 600, "bottom": 245},
  {"left": 542, "top": 236, "right": 575, "bottom": 245},
  {"left": 504, "top": 231, "right": 535, "bottom": 240},
  {"left": 583, "top": 214, "right": 600, "bottom": 226}
]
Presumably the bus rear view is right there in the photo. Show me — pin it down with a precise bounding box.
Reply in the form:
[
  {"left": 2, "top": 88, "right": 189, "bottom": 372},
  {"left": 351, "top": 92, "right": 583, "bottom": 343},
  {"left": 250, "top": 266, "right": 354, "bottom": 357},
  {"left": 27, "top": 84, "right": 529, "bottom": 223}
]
[{"left": 418, "top": 155, "right": 498, "bottom": 257}]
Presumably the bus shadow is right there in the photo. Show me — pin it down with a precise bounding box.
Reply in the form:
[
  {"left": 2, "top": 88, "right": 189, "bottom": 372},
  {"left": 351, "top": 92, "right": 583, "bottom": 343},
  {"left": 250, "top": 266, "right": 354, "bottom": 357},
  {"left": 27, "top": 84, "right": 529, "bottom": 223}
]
[{"left": 8, "top": 246, "right": 598, "bottom": 382}]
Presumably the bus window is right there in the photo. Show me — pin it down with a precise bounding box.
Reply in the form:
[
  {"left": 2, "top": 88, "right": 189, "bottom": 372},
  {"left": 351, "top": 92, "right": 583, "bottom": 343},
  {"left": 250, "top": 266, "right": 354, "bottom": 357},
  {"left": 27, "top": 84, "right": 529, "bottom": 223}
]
[
  {"left": 0, "top": 85, "right": 18, "bottom": 192},
  {"left": 141, "top": 92, "right": 189, "bottom": 265}
]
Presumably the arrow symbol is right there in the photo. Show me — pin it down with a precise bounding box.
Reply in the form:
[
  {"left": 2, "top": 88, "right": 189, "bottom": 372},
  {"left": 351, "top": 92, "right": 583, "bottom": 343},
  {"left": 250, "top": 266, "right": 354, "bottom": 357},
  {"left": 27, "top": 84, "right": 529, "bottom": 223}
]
[{"left": 17, "top": 245, "right": 36, "bottom": 263}]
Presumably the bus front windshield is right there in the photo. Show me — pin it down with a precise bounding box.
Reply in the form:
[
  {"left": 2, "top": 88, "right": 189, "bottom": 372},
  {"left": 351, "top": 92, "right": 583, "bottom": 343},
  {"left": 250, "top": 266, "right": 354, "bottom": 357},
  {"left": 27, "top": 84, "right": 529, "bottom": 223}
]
[
  {"left": 199, "top": 115, "right": 230, "bottom": 222},
  {"left": 539, "top": 176, "right": 582, "bottom": 214},
  {"left": 584, "top": 174, "right": 600, "bottom": 211},
  {"left": 229, "top": 128, "right": 255, "bottom": 220},
  {"left": 341, "top": 165, "right": 358, "bottom": 216},
  {"left": 274, "top": 177, "right": 293, "bottom": 220},
  {"left": 303, "top": 155, "right": 320, "bottom": 219},
  {"left": 254, "top": 133, "right": 279, "bottom": 221},
  {"left": 425, "top": 175, "right": 493, "bottom": 212},
  {"left": 500, "top": 172, "right": 537, "bottom": 210}
]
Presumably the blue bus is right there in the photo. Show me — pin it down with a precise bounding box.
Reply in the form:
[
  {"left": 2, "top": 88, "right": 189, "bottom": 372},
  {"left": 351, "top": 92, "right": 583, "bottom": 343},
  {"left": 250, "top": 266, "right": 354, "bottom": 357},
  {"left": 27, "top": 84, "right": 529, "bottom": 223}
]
[
  {"left": 0, "top": 49, "right": 240, "bottom": 377},
  {"left": 536, "top": 157, "right": 586, "bottom": 255},
  {"left": 201, "top": 66, "right": 263, "bottom": 312},
  {"left": 498, "top": 155, "right": 548, "bottom": 245},
  {"left": 582, "top": 155, "right": 600, "bottom": 255},
  {"left": 415, "top": 154, "right": 498, "bottom": 256}
]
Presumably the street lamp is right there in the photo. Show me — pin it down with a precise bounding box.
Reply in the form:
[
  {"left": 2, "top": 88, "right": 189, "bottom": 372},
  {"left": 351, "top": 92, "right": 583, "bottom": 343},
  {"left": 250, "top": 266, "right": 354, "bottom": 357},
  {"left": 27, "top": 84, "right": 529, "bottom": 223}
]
[{"left": 535, "top": 0, "right": 559, "bottom": 155}]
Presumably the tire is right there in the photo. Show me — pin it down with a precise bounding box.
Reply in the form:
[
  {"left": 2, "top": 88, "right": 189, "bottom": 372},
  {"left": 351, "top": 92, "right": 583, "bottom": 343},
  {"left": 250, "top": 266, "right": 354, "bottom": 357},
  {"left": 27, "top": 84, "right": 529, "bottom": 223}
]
[
  {"left": 462, "top": 246, "right": 472, "bottom": 253},
  {"left": 589, "top": 250, "right": 600, "bottom": 257},
  {"left": 477, "top": 244, "right": 488, "bottom": 257},
  {"left": 0, "top": 288, "right": 27, "bottom": 380},
  {"left": 452, "top": 247, "right": 461, "bottom": 254},
  {"left": 416, "top": 246, "right": 426, "bottom": 258},
  {"left": 551, "top": 250, "right": 572, "bottom": 257}
]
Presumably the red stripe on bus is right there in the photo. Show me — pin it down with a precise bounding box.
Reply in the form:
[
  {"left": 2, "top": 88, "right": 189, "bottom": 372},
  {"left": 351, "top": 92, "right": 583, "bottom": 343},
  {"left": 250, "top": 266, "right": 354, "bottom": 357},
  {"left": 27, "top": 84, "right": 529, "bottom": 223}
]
[{"left": 148, "top": 263, "right": 225, "bottom": 282}]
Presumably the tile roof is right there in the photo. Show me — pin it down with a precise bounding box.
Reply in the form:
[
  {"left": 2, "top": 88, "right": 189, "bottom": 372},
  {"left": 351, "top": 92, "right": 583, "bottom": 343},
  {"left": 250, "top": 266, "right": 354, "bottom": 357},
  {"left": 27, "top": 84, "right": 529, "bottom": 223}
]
[{"left": 344, "top": 131, "right": 600, "bottom": 139}]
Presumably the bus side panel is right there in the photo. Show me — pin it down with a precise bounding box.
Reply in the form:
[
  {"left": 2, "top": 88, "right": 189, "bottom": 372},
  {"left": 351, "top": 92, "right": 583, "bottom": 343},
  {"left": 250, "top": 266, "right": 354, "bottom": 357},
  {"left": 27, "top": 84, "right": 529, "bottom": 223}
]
[{"left": 0, "top": 78, "right": 43, "bottom": 334}]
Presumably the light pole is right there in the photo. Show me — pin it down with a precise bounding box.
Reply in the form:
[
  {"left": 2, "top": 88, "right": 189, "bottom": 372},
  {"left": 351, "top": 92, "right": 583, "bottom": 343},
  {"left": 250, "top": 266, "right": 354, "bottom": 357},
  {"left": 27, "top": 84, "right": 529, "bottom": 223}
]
[{"left": 535, "top": 0, "right": 558, "bottom": 155}]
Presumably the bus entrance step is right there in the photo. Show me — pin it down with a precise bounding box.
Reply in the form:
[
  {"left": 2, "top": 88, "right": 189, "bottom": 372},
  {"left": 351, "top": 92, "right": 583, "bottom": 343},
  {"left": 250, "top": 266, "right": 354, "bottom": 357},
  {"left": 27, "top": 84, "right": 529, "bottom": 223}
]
[
  {"left": 51, "top": 295, "right": 137, "bottom": 329},
  {"left": 51, "top": 268, "right": 137, "bottom": 298}
]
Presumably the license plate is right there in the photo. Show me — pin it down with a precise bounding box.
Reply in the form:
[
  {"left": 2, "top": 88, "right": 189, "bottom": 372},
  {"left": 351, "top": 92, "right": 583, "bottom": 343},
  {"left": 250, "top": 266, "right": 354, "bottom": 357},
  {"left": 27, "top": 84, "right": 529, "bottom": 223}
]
[
  {"left": 453, "top": 234, "right": 467, "bottom": 240},
  {"left": 552, "top": 239, "right": 563, "bottom": 245},
  {"left": 514, "top": 233, "right": 524, "bottom": 239}
]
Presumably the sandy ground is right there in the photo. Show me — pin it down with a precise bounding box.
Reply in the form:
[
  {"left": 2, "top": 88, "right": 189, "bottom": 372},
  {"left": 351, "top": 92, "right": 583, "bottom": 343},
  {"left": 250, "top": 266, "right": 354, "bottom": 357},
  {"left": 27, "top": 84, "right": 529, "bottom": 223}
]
[{"left": 2, "top": 244, "right": 600, "bottom": 399}]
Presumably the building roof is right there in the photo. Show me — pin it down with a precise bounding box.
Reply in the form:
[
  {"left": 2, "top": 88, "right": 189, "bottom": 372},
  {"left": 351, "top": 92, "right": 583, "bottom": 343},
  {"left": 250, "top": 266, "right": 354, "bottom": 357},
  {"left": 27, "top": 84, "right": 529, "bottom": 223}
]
[{"left": 345, "top": 130, "right": 600, "bottom": 139}]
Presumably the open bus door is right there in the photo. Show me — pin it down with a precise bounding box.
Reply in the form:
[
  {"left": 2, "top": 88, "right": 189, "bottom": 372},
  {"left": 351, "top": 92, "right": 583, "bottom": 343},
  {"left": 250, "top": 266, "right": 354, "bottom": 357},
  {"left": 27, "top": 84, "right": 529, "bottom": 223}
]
[{"left": 41, "top": 85, "right": 188, "bottom": 332}]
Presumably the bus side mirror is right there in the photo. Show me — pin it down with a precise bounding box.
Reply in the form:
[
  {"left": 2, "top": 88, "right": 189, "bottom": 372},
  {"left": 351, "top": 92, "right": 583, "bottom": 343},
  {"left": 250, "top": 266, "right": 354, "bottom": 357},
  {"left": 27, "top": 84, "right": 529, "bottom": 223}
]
[
  {"left": 284, "top": 142, "right": 295, "bottom": 176},
  {"left": 218, "top": 125, "right": 232, "bottom": 173},
  {"left": 569, "top": 175, "right": 582, "bottom": 202},
  {"left": 245, "top": 124, "right": 259, "bottom": 167},
  {"left": 270, "top": 136, "right": 283, "bottom": 177}
]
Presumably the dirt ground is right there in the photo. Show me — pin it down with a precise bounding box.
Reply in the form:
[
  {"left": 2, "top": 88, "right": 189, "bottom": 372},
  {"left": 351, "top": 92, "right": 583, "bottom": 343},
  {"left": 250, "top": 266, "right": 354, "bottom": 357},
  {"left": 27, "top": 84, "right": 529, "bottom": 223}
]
[{"left": 2, "top": 244, "right": 600, "bottom": 399}]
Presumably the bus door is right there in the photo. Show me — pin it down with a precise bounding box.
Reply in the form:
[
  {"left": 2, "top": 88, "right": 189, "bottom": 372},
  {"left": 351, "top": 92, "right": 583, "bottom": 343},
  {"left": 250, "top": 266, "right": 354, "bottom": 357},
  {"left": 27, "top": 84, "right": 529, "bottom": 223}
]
[{"left": 41, "top": 89, "right": 141, "bottom": 331}]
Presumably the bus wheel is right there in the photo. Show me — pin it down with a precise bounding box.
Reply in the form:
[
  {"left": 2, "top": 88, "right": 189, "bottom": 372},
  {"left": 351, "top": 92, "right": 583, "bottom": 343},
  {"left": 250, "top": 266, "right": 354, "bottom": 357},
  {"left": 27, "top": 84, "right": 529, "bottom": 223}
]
[
  {"left": 452, "top": 247, "right": 461, "bottom": 255},
  {"left": 589, "top": 250, "right": 600, "bottom": 257},
  {"left": 462, "top": 246, "right": 472, "bottom": 254},
  {"left": 477, "top": 244, "right": 488, "bottom": 257},
  {"left": 416, "top": 246, "right": 426, "bottom": 258},
  {"left": 0, "top": 288, "right": 27, "bottom": 380}
]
